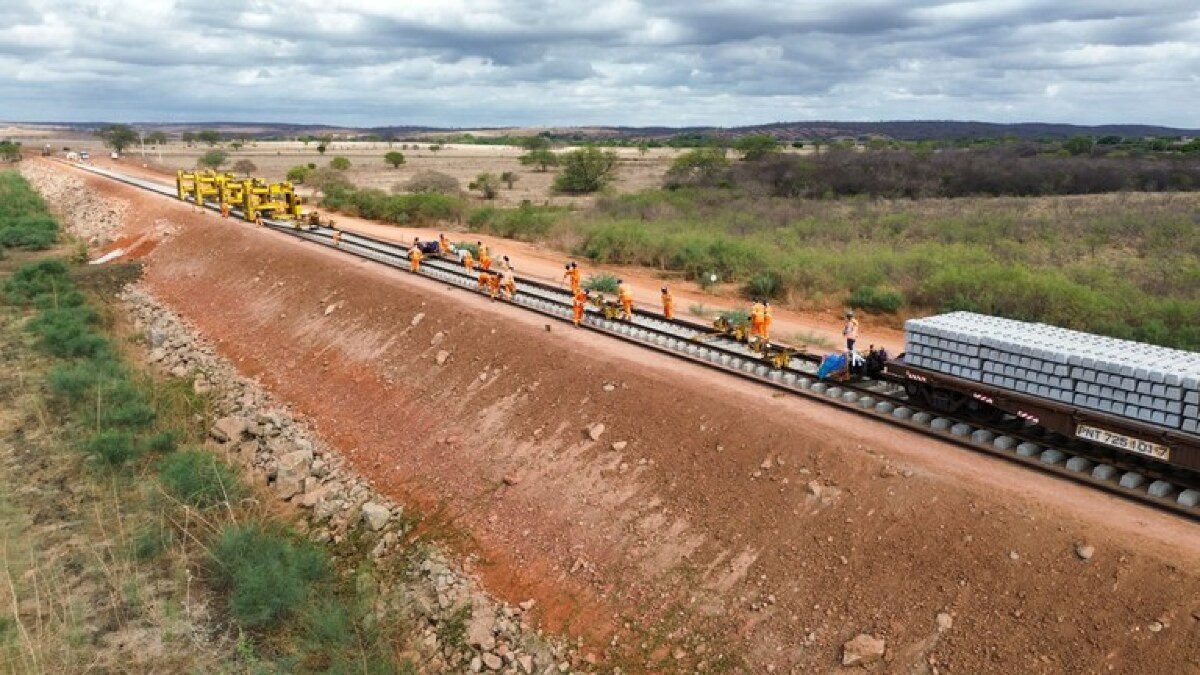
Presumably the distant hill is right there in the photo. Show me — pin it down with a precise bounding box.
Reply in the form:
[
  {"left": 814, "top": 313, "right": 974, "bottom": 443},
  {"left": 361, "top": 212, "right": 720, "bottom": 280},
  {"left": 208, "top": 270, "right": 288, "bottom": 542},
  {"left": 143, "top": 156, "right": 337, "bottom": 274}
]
[{"left": 7, "top": 120, "right": 1198, "bottom": 142}]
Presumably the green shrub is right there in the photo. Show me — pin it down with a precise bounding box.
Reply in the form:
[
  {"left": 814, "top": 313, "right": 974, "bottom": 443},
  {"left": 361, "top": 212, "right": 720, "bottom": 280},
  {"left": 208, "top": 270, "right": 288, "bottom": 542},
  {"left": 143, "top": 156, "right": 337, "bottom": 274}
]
[
  {"left": 584, "top": 273, "right": 619, "bottom": 293},
  {"left": 286, "top": 165, "right": 312, "bottom": 183},
  {"left": 140, "top": 429, "right": 179, "bottom": 454},
  {"left": 745, "top": 271, "right": 782, "bottom": 300},
  {"left": 46, "top": 357, "right": 126, "bottom": 405},
  {"left": 846, "top": 287, "right": 905, "bottom": 313},
  {"left": 2, "top": 258, "right": 69, "bottom": 305},
  {"left": 211, "top": 523, "right": 328, "bottom": 629},
  {"left": 469, "top": 204, "right": 559, "bottom": 240},
  {"left": 454, "top": 241, "right": 480, "bottom": 257},
  {"left": 132, "top": 523, "right": 173, "bottom": 561},
  {"left": 97, "top": 379, "right": 156, "bottom": 430},
  {"left": 322, "top": 186, "right": 464, "bottom": 225},
  {"left": 717, "top": 309, "right": 750, "bottom": 327},
  {"left": 0, "top": 172, "right": 58, "bottom": 250},
  {"left": 157, "top": 450, "right": 242, "bottom": 508},
  {"left": 84, "top": 429, "right": 140, "bottom": 466},
  {"left": 26, "top": 306, "right": 109, "bottom": 358}
]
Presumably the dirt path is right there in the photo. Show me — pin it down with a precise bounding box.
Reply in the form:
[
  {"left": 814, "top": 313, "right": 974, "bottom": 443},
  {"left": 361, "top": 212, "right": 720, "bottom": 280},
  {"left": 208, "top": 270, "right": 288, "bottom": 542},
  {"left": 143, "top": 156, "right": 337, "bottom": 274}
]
[{"left": 48, "top": 159, "right": 1200, "bottom": 673}]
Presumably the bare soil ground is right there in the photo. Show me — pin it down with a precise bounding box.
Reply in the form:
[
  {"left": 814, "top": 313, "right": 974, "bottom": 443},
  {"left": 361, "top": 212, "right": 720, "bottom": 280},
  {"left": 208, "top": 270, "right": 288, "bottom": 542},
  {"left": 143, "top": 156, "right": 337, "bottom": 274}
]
[{"left": 43, "top": 159, "right": 1200, "bottom": 673}]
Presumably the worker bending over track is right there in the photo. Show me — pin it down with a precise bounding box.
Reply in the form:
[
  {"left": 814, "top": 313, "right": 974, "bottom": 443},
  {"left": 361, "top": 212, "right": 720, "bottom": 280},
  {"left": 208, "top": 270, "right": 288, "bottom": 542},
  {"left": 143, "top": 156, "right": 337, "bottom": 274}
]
[
  {"left": 409, "top": 238, "right": 423, "bottom": 272},
  {"left": 661, "top": 286, "right": 674, "bottom": 320},
  {"left": 486, "top": 272, "right": 502, "bottom": 301},
  {"left": 750, "top": 299, "right": 766, "bottom": 341},
  {"left": 463, "top": 249, "right": 475, "bottom": 272},
  {"left": 573, "top": 288, "right": 589, "bottom": 327},
  {"left": 617, "top": 280, "right": 634, "bottom": 320},
  {"left": 501, "top": 267, "right": 516, "bottom": 300}
]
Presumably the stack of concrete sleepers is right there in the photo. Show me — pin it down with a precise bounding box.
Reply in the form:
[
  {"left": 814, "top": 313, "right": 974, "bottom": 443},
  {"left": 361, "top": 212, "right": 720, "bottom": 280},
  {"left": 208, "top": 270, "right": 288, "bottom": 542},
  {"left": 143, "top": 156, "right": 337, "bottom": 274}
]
[{"left": 903, "top": 312, "right": 1200, "bottom": 434}]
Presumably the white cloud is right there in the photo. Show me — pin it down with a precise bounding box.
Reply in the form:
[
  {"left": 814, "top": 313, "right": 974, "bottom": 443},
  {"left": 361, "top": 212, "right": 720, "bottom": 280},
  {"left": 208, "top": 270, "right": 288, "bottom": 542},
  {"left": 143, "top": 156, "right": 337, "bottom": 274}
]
[{"left": 0, "top": 0, "right": 1197, "bottom": 127}]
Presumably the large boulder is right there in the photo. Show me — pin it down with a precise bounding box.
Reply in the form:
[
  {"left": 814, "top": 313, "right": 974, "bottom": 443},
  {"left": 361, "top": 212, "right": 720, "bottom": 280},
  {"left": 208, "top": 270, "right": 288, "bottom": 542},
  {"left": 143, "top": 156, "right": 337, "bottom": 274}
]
[
  {"left": 361, "top": 501, "right": 391, "bottom": 531},
  {"left": 275, "top": 450, "right": 312, "bottom": 500},
  {"left": 210, "top": 416, "right": 250, "bottom": 443}
]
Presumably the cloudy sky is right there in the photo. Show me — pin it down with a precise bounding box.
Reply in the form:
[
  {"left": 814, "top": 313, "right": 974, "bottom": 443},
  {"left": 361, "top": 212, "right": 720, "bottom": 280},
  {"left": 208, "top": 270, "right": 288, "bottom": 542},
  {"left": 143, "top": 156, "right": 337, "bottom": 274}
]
[{"left": 2, "top": 0, "right": 1198, "bottom": 128}]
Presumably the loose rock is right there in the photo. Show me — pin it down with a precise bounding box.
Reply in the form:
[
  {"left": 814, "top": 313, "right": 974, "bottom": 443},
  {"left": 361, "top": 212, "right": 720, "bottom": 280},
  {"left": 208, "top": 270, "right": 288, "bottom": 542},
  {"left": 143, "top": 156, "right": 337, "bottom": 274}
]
[
  {"left": 587, "top": 423, "right": 606, "bottom": 441},
  {"left": 842, "top": 633, "right": 886, "bottom": 666},
  {"left": 361, "top": 502, "right": 391, "bottom": 531},
  {"left": 936, "top": 612, "right": 953, "bottom": 632},
  {"left": 1075, "top": 543, "right": 1095, "bottom": 562},
  {"left": 436, "top": 350, "right": 451, "bottom": 366}
]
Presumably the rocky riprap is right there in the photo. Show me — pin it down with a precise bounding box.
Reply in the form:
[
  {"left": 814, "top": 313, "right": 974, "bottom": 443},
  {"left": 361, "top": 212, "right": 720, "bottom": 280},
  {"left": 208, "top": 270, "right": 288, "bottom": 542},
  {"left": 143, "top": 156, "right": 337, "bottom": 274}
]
[{"left": 122, "top": 285, "right": 598, "bottom": 674}]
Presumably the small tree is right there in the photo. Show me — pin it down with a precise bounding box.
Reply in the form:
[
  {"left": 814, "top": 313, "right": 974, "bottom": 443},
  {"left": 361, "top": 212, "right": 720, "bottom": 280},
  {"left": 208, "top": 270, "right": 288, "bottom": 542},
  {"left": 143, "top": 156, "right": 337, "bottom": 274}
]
[
  {"left": 1062, "top": 136, "right": 1095, "bottom": 156},
  {"left": 519, "top": 149, "right": 559, "bottom": 172},
  {"left": 664, "top": 147, "right": 729, "bottom": 188},
  {"left": 500, "top": 171, "right": 518, "bottom": 189},
  {"left": 145, "top": 131, "right": 168, "bottom": 146},
  {"left": 329, "top": 156, "right": 351, "bottom": 170},
  {"left": 197, "top": 149, "right": 228, "bottom": 169},
  {"left": 734, "top": 134, "right": 780, "bottom": 161},
  {"left": 552, "top": 146, "right": 618, "bottom": 193},
  {"left": 197, "top": 129, "right": 222, "bottom": 147},
  {"left": 230, "top": 139, "right": 244, "bottom": 150},
  {"left": 286, "top": 165, "right": 312, "bottom": 183},
  {"left": 232, "top": 159, "right": 257, "bottom": 175},
  {"left": 402, "top": 170, "right": 460, "bottom": 194},
  {"left": 0, "top": 140, "right": 21, "bottom": 162},
  {"left": 99, "top": 124, "right": 139, "bottom": 154},
  {"left": 305, "top": 167, "right": 353, "bottom": 195},
  {"left": 469, "top": 173, "right": 500, "bottom": 199},
  {"left": 429, "top": 143, "right": 444, "bottom": 154},
  {"left": 316, "top": 143, "right": 327, "bottom": 155},
  {"left": 181, "top": 131, "right": 196, "bottom": 147},
  {"left": 384, "top": 151, "right": 406, "bottom": 168}
]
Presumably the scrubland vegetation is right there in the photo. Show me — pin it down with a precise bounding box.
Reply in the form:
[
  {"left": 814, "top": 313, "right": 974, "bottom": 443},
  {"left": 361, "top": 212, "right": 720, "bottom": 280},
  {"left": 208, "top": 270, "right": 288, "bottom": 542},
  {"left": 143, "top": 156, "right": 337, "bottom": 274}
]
[{"left": 0, "top": 175, "right": 419, "bottom": 671}]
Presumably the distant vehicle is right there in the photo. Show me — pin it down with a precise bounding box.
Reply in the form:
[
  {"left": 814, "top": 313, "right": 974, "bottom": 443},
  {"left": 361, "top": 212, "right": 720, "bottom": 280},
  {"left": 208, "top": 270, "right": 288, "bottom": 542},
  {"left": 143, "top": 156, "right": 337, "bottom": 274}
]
[
  {"left": 79, "top": 151, "right": 90, "bottom": 161},
  {"left": 110, "top": 151, "right": 119, "bottom": 160}
]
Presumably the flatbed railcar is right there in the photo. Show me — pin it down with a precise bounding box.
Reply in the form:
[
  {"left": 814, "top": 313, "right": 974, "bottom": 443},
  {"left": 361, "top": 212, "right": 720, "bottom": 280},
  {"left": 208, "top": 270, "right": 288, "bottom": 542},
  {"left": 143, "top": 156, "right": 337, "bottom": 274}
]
[{"left": 883, "top": 356, "right": 1200, "bottom": 475}]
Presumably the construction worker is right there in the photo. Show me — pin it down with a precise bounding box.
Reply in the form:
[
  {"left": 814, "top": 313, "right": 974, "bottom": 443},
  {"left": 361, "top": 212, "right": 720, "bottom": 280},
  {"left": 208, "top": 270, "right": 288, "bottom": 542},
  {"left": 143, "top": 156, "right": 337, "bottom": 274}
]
[
  {"left": 661, "top": 286, "right": 674, "bottom": 320},
  {"left": 617, "top": 279, "right": 633, "bottom": 321},
  {"left": 439, "top": 233, "right": 451, "bottom": 256},
  {"left": 750, "top": 299, "right": 766, "bottom": 341},
  {"left": 409, "top": 238, "right": 423, "bottom": 273},
  {"left": 220, "top": 202, "right": 230, "bottom": 218},
  {"left": 477, "top": 270, "right": 489, "bottom": 291},
  {"left": 573, "top": 288, "right": 589, "bottom": 327},
  {"left": 562, "top": 262, "right": 582, "bottom": 295},
  {"left": 479, "top": 241, "right": 492, "bottom": 271},
  {"left": 332, "top": 230, "right": 343, "bottom": 247},
  {"left": 500, "top": 255, "right": 512, "bottom": 271},
  {"left": 843, "top": 310, "right": 860, "bottom": 353},
  {"left": 486, "top": 272, "right": 502, "bottom": 301},
  {"left": 463, "top": 249, "right": 475, "bottom": 272},
  {"left": 763, "top": 301, "right": 773, "bottom": 341},
  {"left": 501, "top": 266, "right": 516, "bottom": 299}
]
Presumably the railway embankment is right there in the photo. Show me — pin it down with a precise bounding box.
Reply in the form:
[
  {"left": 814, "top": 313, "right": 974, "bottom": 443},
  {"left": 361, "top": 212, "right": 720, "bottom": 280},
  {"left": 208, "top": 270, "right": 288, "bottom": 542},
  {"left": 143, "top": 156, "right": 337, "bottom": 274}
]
[{"left": 22, "top": 158, "right": 1200, "bottom": 673}]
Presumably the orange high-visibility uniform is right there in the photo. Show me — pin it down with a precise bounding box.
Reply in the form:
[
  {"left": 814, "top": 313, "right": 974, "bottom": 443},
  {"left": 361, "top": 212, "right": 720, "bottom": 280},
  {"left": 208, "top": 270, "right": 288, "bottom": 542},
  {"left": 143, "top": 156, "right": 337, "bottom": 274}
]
[
  {"left": 439, "top": 235, "right": 451, "bottom": 255},
  {"left": 750, "top": 302, "right": 766, "bottom": 338},
  {"left": 478, "top": 271, "right": 489, "bottom": 290},
  {"left": 572, "top": 289, "right": 588, "bottom": 327},
  {"left": 332, "top": 231, "right": 343, "bottom": 247},
  {"left": 661, "top": 290, "right": 674, "bottom": 320},
  {"left": 463, "top": 251, "right": 475, "bottom": 271},
  {"left": 480, "top": 253, "right": 492, "bottom": 271},
  {"left": 487, "top": 273, "right": 501, "bottom": 301},
  {"left": 763, "top": 304, "right": 773, "bottom": 340},
  {"left": 567, "top": 267, "right": 582, "bottom": 294},
  {"left": 220, "top": 202, "right": 230, "bottom": 218},
  {"left": 409, "top": 247, "right": 423, "bottom": 272},
  {"left": 618, "top": 283, "right": 633, "bottom": 320},
  {"left": 502, "top": 269, "right": 516, "bottom": 299}
]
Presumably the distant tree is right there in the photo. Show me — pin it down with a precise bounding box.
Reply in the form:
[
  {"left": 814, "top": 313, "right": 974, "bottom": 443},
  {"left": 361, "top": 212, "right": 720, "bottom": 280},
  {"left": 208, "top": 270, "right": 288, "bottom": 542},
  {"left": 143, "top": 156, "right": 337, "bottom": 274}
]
[
  {"left": 1062, "top": 136, "right": 1095, "bottom": 156},
  {"left": 429, "top": 143, "right": 444, "bottom": 154},
  {"left": 197, "top": 149, "right": 228, "bottom": 169},
  {"left": 402, "top": 170, "right": 460, "bottom": 194},
  {"left": 145, "top": 131, "right": 168, "bottom": 146},
  {"left": 230, "top": 139, "right": 244, "bottom": 150},
  {"left": 316, "top": 143, "right": 328, "bottom": 155},
  {"left": 181, "top": 131, "right": 196, "bottom": 147},
  {"left": 197, "top": 129, "right": 222, "bottom": 146},
  {"left": 519, "top": 149, "right": 559, "bottom": 172},
  {"left": 232, "top": 159, "right": 257, "bottom": 175},
  {"left": 99, "top": 124, "right": 139, "bottom": 154},
  {"left": 305, "top": 167, "right": 353, "bottom": 194},
  {"left": 0, "top": 140, "right": 21, "bottom": 162},
  {"left": 469, "top": 172, "right": 500, "bottom": 199},
  {"left": 791, "top": 140, "right": 804, "bottom": 149},
  {"left": 384, "top": 134, "right": 396, "bottom": 147},
  {"left": 519, "top": 136, "right": 551, "bottom": 151},
  {"left": 1097, "top": 135, "right": 1123, "bottom": 146},
  {"left": 286, "top": 165, "right": 312, "bottom": 183},
  {"left": 734, "top": 134, "right": 780, "bottom": 161},
  {"left": 329, "top": 156, "right": 351, "bottom": 170},
  {"left": 664, "top": 147, "right": 730, "bottom": 188},
  {"left": 553, "top": 146, "right": 619, "bottom": 193},
  {"left": 500, "top": 171, "right": 518, "bottom": 189},
  {"left": 637, "top": 143, "right": 650, "bottom": 157},
  {"left": 384, "top": 151, "right": 406, "bottom": 168}
]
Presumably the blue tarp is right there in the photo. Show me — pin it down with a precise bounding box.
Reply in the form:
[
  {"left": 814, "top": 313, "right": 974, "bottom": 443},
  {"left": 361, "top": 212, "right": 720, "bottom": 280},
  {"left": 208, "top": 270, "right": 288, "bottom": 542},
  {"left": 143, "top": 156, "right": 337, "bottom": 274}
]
[{"left": 818, "top": 353, "right": 847, "bottom": 380}]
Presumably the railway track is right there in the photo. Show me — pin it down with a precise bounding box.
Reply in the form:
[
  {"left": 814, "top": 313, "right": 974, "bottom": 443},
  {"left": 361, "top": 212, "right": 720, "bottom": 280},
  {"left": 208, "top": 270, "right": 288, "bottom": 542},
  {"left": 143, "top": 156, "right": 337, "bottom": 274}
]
[{"left": 65, "top": 160, "right": 1200, "bottom": 522}]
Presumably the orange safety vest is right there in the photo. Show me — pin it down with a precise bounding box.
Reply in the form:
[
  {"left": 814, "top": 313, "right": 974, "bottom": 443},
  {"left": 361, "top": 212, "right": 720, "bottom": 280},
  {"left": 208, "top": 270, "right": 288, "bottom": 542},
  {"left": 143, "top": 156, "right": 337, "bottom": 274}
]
[{"left": 618, "top": 283, "right": 632, "bottom": 302}]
